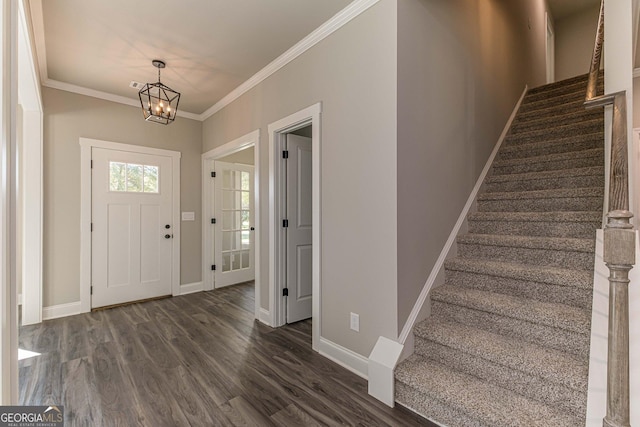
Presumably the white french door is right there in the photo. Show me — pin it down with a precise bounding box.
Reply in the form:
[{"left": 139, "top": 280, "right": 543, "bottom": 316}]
[
  {"left": 91, "top": 148, "right": 173, "bottom": 308},
  {"left": 285, "top": 134, "right": 312, "bottom": 323},
  {"left": 213, "top": 161, "right": 255, "bottom": 287}
]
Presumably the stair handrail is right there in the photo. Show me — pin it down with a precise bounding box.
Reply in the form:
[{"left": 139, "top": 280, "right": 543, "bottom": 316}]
[{"left": 584, "top": 2, "right": 635, "bottom": 427}]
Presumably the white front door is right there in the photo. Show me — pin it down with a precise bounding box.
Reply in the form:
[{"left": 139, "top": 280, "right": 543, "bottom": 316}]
[
  {"left": 285, "top": 134, "right": 312, "bottom": 323},
  {"left": 213, "top": 161, "right": 255, "bottom": 287},
  {"left": 91, "top": 148, "right": 173, "bottom": 308}
]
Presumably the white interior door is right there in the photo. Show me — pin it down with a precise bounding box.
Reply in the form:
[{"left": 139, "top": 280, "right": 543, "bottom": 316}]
[
  {"left": 286, "top": 134, "right": 312, "bottom": 323},
  {"left": 91, "top": 148, "right": 173, "bottom": 308},
  {"left": 213, "top": 161, "right": 255, "bottom": 287}
]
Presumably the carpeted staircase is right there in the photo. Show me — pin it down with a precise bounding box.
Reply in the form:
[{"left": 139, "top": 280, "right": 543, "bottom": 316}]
[{"left": 394, "top": 74, "right": 604, "bottom": 427}]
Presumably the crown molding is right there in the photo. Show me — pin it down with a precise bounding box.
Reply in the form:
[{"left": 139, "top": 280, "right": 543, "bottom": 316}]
[
  {"left": 200, "top": 0, "right": 381, "bottom": 121},
  {"left": 29, "top": 0, "right": 380, "bottom": 123},
  {"left": 42, "top": 78, "right": 201, "bottom": 121}
]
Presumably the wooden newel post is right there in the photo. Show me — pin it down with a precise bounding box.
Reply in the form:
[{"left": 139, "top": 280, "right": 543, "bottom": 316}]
[{"left": 602, "top": 210, "right": 634, "bottom": 427}]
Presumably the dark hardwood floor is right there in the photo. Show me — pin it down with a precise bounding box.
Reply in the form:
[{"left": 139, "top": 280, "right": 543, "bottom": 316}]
[{"left": 19, "top": 282, "right": 434, "bottom": 426}]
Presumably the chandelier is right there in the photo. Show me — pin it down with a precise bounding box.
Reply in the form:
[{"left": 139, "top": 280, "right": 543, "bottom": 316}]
[{"left": 138, "top": 60, "right": 181, "bottom": 125}]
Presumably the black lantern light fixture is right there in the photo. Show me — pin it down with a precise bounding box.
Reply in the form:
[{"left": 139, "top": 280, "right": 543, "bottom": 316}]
[{"left": 139, "top": 59, "right": 180, "bottom": 125}]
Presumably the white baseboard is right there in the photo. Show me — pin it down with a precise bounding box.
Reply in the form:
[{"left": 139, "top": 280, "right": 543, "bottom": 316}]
[
  {"left": 179, "top": 281, "right": 203, "bottom": 295},
  {"left": 258, "top": 308, "right": 272, "bottom": 326},
  {"left": 397, "top": 84, "right": 529, "bottom": 344},
  {"left": 43, "top": 301, "right": 82, "bottom": 320},
  {"left": 318, "top": 337, "right": 368, "bottom": 380}
]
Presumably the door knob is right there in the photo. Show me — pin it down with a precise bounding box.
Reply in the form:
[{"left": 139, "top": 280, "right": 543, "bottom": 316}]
[
  {"left": 165, "top": 224, "right": 171, "bottom": 229},
  {"left": 250, "top": 227, "right": 255, "bottom": 231},
  {"left": 165, "top": 234, "right": 172, "bottom": 239}
]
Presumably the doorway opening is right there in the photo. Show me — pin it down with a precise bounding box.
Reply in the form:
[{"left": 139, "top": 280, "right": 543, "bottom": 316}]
[
  {"left": 201, "top": 130, "right": 261, "bottom": 320},
  {"left": 268, "top": 103, "right": 321, "bottom": 351},
  {"left": 79, "top": 139, "right": 182, "bottom": 312}
]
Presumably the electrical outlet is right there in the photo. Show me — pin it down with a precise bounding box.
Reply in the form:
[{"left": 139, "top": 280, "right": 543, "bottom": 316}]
[{"left": 350, "top": 312, "right": 359, "bottom": 332}]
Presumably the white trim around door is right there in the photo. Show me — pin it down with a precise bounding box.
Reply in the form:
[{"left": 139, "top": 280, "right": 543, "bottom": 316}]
[
  {"left": 18, "top": 0, "right": 44, "bottom": 326},
  {"left": 79, "top": 138, "right": 181, "bottom": 313},
  {"left": 201, "top": 129, "right": 261, "bottom": 320},
  {"left": 267, "top": 102, "right": 321, "bottom": 352}
]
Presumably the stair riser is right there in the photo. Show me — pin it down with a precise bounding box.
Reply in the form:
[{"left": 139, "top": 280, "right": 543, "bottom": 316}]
[
  {"left": 522, "top": 84, "right": 600, "bottom": 107},
  {"left": 477, "top": 197, "right": 602, "bottom": 212},
  {"left": 498, "top": 138, "right": 602, "bottom": 160},
  {"left": 457, "top": 242, "right": 594, "bottom": 270},
  {"left": 510, "top": 111, "right": 602, "bottom": 134},
  {"left": 505, "top": 122, "right": 603, "bottom": 145},
  {"left": 444, "top": 269, "right": 592, "bottom": 309},
  {"left": 468, "top": 219, "right": 601, "bottom": 239},
  {"left": 431, "top": 301, "right": 590, "bottom": 357},
  {"left": 520, "top": 95, "right": 586, "bottom": 113},
  {"left": 395, "top": 383, "right": 486, "bottom": 427},
  {"left": 515, "top": 100, "right": 586, "bottom": 122},
  {"left": 414, "top": 338, "right": 587, "bottom": 416},
  {"left": 526, "top": 76, "right": 597, "bottom": 96},
  {"left": 493, "top": 155, "right": 603, "bottom": 175},
  {"left": 485, "top": 174, "right": 603, "bottom": 193}
]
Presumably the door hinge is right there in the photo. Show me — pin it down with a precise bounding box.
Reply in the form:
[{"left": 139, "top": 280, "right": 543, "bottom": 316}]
[
  {"left": 211, "top": 264, "right": 216, "bottom": 271},
  {"left": 90, "top": 160, "right": 93, "bottom": 169},
  {"left": 211, "top": 171, "right": 216, "bottom": 178},
  {"left": 282, "top": 150, "right": 289, "bottom": 159},
  {"left": 211, "top": 218, "right": 216, "bottom": 224},
  {"left": 282, "top": 219, "right": 289, "bottom": 228},
  {"left": 283, "top": 288, "right": 288, "bottom": 296},
  {"left": 90, "top": 286, "right": 93, "bottom": 295},
  {"left": 91, "top": 223, "right": 93, "bottom": 232}
]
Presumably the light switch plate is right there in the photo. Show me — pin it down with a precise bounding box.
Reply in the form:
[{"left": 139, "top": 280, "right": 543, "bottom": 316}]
[{"left": 181, "top": 212, "right": 195, "bottom": 221}]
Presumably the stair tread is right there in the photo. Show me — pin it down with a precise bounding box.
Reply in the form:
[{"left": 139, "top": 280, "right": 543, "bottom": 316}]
[
  {"left": 430, "top": 285, "right": 591, "bottom": 335},
  {"left": 478, "top": 186, "right": 602, "bottom": 200},
  {"left": 458, "top": 233, "right": 594, "bottom": 252},
  {"left": 486, "top": 166, "right": 603, "bottom": 184},
  {"left": 414, "top": 319, "right": 588, "bottom": 390},
  {"left": 493, "top": 148, "right": 602, "bottom": 168},
  {"left": 395, "top": 355, "right": 584, "bottom": 427},
  {"left": 468, "top": 210, "right": 601, "bottom": 223},
  {"left": 445, "top": 257, "right": 593, "bottom": 289},
  {"left": 506, "top": 117, "right": 603, "bottom": 138},
  {"left": 526, "top": 73, "right": 591, "bottom": 94},
  {"left": 499, "top": 132, "right": 603, "bottom": 154},
  {"left": 512, "top": 108, "right": 601, "bottom": 128}
]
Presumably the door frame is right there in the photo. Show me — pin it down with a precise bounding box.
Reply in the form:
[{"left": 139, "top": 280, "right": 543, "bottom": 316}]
[
  {"left": 79, "top": 138, "right": 181, "bottom": 313},
  {"left": 201, "top": 130, "right": 260, "bottom": 317},
  {"left": 17, "top": 0, "right": 43, "bottom": 326},
  {"left": 545, "top": 11, "right": 555, "bottom": 84},
  {"left": 267, "top": 103, "right": 321, "bottom": 352}
]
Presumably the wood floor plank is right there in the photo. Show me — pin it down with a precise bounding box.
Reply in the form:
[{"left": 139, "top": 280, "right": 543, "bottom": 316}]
[
  {"left": 271, "top": 403, "right": 325, "bottom": 427},
  {"left": 120, "top": 359, "right": 191, "bottom": 427},
  {"left": 91, "top": 342, "right": 145, "bottom": 426},
  {"left": 19, "top": 282, "right": 435, "bottom": 426},
  {"left": 60, "top": 357, "right": 102, "bottom": 426}
]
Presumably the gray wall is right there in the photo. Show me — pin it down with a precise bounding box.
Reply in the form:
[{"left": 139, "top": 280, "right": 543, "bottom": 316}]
[
  {"left": 43, "top": 87, "right": 202, "bottom": 306},
  {"left": 203, "top": 0, "right": 398, "bottom": 357},
  {"left": 554, "top": 4, "right": 600, "bottom": 81},
  {"left": 396, "top": 0, "right": 551, "bottom": 333}
]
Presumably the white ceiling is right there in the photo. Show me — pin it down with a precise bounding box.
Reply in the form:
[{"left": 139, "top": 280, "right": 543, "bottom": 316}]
[{"left": 30, "top": 0, "right": 353, "bottom": 116}]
